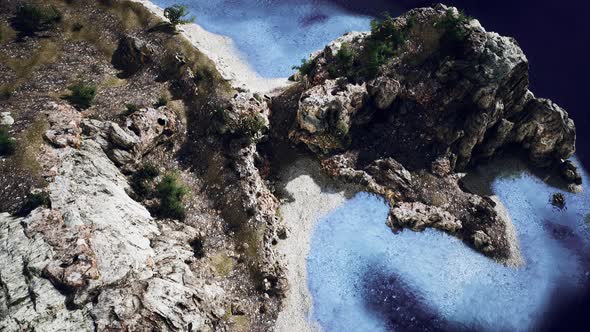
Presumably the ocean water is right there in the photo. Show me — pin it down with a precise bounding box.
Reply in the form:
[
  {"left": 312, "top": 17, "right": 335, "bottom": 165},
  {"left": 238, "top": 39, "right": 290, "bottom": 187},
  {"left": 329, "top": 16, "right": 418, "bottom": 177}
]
[
  {"left": 151, "top": 0, "right": 374, "bottom": 77},
  {"left": 307, "top": 158, "right": 590, "bottom": 331}
]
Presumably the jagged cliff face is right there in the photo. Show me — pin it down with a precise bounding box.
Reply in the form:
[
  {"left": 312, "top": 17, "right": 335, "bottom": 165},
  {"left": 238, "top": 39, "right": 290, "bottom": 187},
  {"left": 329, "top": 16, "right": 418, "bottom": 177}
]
[{"left": 280, "top": 4, "right": 580, "bottom": 260}]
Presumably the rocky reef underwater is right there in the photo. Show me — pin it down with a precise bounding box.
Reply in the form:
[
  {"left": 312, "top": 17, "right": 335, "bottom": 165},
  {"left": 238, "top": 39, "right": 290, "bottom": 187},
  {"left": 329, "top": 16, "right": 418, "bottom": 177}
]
[{"left": 0, "top": 1, "right": 587, "bottom": 331}]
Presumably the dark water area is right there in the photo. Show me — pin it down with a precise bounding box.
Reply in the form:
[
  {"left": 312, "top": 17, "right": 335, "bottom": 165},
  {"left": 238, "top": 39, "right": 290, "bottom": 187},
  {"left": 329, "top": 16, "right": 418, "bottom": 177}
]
[{"left": 328, "top": 0, "right": 590, "bottom": 172}]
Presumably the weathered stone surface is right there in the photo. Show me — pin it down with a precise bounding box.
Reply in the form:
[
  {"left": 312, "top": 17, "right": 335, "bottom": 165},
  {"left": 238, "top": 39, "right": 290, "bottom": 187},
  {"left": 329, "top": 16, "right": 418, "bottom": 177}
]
[
  {"left": 81, "top": 106, "right": 179, "bottom": 168},
  {"left": 509, "top": 98, "right": 576, "bottom": 166},
  {"left": 111, "top": 35, "right": 153, "bottom": 76},
  {"left": 367, "top": 76, "right": 400, "bottom": 110},
  {"left": 2, "top": 102, "right": 229, "bottom": 331},
  {"left": 0, "top": 213, "right": 94, "bottom": 331},
  {"left": 0, "top": 112, "right": 14, "bottom": 126},
  {"left": 389, "top": 201, "right": 462, "bottom": 233},
  {"left": 43, "top": 103, "right": 82, "bottom": 149}
]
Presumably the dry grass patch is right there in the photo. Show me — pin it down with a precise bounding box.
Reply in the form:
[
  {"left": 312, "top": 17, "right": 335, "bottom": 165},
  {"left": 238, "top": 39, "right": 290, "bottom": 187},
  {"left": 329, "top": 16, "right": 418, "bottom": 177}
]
[{"left": 0, "top": 39, "right": 62, "bottom": 83}]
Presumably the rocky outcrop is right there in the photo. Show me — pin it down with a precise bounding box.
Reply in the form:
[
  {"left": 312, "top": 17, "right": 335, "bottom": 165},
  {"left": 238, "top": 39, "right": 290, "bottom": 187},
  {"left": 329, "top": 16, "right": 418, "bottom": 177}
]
[
  {"left": 81, "top": 106, "right": 179, "bottom": 168},
  {"left": 205, "top": 93, "right": 287, "bottom": 297},
  {"left": 1, "top": 102, "right": 227, "bottom": 331},
  {"left": 289, "top": 4, "right": 577, "bottom": 176},
  {"left": 321, "top": 152, "right": 513, "bottom": 259},
  {"left": 43, "top": 102, "right": 82, "bottom": 148},
  {"left": 280, "top": 4, "right": 578, "bottom": 260},
  {"left": 111, "top": 35, "right": 154, "bottom": 76}
]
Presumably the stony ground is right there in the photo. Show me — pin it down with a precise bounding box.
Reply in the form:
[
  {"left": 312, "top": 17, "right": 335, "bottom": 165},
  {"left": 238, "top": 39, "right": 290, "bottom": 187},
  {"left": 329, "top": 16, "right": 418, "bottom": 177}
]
[{"left": 0, "top": 0, "right": 283, "bottom": 331}]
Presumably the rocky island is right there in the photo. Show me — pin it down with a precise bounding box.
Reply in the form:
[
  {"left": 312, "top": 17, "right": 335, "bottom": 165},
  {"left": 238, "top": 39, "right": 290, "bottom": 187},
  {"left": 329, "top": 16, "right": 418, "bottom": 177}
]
[{"left": 0, "top": 1, "right": 585, "bottom": 331}]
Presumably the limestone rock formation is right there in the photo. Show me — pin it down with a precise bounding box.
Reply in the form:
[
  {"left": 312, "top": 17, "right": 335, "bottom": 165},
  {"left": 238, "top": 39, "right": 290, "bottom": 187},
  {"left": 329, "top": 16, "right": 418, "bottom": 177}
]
[
  {"left": 290, "top": 4, "right": 577, "bottom": 175},
  {"left": 1, "top": 102, "right": 225, "bottom": 331},
  {"left": 81, "top": 106, "right": 179, "bottom": 168},
  {"left": 280, "top": 4, "right": 578, "bottom": 260}
]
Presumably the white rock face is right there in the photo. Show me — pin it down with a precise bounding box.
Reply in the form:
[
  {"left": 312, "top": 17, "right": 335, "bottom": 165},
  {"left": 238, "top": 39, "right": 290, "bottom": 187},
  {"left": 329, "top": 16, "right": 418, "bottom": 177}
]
[
  {"left": 0, "top": 112, "right": 14, "bottom": 126},
  {"left": 49, "top": 140, "right": 158, "bottom": 283},
  {"left": 1, "top": 103, "right": 227, "bottom": 331},
  {"left": 0, "top": 213, "right": 94, "bottom": 331}
]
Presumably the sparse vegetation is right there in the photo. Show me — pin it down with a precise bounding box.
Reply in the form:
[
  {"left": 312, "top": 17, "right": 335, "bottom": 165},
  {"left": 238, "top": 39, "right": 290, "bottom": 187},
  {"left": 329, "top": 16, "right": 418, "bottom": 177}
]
[
  {"left": 0, "top": 126, "right": 16, "bottom": 156},
  {"left": 163, "top": 5, "right": 194, "bottom": 29},
  {"left": 439, "top": 9, "right": 472, "bottom": 43},
  {"left": 130, "top": 164, "right": 160, "bottom": 199},
  {"left": 155, "top": 95, "right": 169, "bottom": 107},
  {"left": 189, "top": 237, "right": 205, "bottom": 258},
  {"left": 292, "top": 57, "right": 313, "bottom": 76},
  {"left": 363, "top": 13, "right": 407, "bottom": 77},
  {"left": 12, "top": 4, "right": 62, "bottom": 36},
  {"left": 125, "top": 103, "right": 141, "bottom": 114},
  {"left": 17, "top": 191, "right": 50, "bottom": 216},
  {"left": 155, "top": 173, "right": 189, "bottom": 220},
  {"left": 327, "top": 43, "right": 357, "bottom": 78},
  {"left": 64, "top": 82, "right": 97, "bottom": 109}
]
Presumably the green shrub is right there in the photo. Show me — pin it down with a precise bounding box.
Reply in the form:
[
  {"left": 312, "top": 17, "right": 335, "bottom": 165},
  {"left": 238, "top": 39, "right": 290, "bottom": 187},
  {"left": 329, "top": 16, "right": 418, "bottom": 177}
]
[
  {"left": 195, "top": 66, "right": 213, "bottom": 82},
  {"left": 155, "top": 173, "right": 189, "bottom": 220},
  {"left": 292, "top": 58, "right": 313, "bottom": 76},
  {"left": 125, "top": 103, "right": 141, "bottom": 113},
  {"left": 362, "top": 14, "right": 406, "bottom": 77},
  {"left": 438, "top": 9, "right": 472, "bottom": 47},
  {"left": 213, "top": 107, "right": 268, "bottom": 141},
  {"left": 0, "top": 126, "right": 16, "bottom": 156},
  {"left": 17, "top": 191, "right": 50, "bottom": 216},
  {"left": 585, "top": 214, "right": 590, "bottom": 225},
  {"left": 327, "top": 44, "right": 358, "bottom": 78},
  {"left": 12, "top": 4, "right": 62, "bottom": 35},
  {"left": 163, "top": 5, "right": 194, "bottom": 29},
  {"left": 64, "top": 83, "right": 97, "bottom": 109},
  {"left": 155, "top": 95, "right": 169, "bottom": 107},
  {"left": 71, "top": 22, "right": 84, "bottom": 32},
  {"left": 189, "top": 237, "right": 205, "bottom": 258},
  {"left": 130, "top": 164, "right": 160, "bottom": 199}
]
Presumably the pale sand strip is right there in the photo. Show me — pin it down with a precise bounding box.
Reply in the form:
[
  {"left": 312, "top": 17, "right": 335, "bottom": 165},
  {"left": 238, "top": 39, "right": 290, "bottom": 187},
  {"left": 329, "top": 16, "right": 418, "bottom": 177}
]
[
  {"left": 133, "top": 0, "right": 291, "bottom": 94},
  {"left": 274, "top": 158, "right": 361, "bottom": 332}
]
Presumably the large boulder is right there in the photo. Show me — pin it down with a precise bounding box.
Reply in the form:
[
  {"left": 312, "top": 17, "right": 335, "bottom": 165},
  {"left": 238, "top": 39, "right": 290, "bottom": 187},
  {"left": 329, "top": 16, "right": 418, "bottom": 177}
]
[{"left": 111, "top": 35, "right": 153, "bottom": 76}]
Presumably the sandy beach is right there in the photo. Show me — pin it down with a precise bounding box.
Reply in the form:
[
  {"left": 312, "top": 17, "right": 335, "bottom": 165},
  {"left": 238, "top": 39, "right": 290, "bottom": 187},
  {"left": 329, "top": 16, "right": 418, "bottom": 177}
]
[
  {"left": 132, "top": 0, "right": 291, "bottom": 94},
  {"left": 274, "top": 158, "right": 361, "bottom": 332}
]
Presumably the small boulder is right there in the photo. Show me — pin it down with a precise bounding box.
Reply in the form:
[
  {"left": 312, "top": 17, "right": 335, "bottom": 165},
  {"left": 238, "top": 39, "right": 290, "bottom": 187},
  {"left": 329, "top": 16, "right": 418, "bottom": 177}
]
[{"left": 111, "top": 35, "right": 153, "bottom": 76}]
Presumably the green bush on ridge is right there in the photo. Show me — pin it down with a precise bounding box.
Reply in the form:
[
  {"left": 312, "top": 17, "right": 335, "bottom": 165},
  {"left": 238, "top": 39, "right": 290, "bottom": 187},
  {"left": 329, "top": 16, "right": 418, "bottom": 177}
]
[
  {"left": 64, "top": 83, "right": 97, "bottom": 109},
  {"left": 13, "top": 4, "right": 62, "bottom": 35}
]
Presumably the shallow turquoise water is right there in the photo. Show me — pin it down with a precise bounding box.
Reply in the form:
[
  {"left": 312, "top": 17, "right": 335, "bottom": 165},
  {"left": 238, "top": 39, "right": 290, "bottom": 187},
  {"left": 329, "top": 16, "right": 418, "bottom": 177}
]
[
  {"left": 151, "top": 0, "right": 373, "bottom": 77},
  {"left": 308, "top": 159, "right": 590, "bottom": 331}
]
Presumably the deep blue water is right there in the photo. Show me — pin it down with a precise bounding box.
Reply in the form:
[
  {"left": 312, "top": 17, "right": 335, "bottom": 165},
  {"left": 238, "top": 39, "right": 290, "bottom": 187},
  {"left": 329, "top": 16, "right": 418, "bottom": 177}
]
[{"left": 308, "top": 158, "right": 590, "bottom": 331}]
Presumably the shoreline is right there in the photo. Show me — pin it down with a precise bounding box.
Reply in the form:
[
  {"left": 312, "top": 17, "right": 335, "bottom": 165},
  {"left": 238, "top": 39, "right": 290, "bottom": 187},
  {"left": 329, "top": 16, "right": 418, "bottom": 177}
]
[
  {"left": 132, "top": 0, "right": 291, "bottom": 94},
  {"left": 274, "top": 158, "right": 361, "bottom": 332}
]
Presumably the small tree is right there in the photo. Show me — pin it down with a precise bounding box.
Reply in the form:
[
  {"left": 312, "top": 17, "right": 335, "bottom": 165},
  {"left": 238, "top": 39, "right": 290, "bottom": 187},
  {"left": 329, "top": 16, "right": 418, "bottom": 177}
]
[
  {"left": 163, "top": 5, "right": 194, "bottom": 29},
  {"left": 155, "top": 173, "right": 189, "bottom": 220},
  {"left": 64, "top": 83, "right": 96, "bottom": 109}
]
